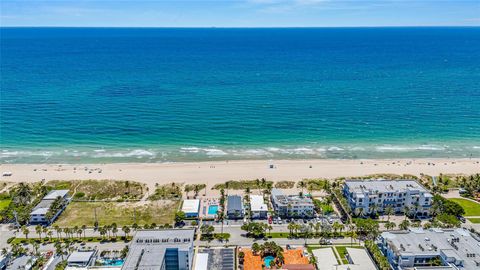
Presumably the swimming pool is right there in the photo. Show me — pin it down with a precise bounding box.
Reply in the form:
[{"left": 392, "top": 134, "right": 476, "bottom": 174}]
[
  {"left": 264, "top": 256, "right": 275, "bottom": 268},
  {"left": 101, "top": 259, "right": 124, "bottom": 266},
  {"left": 208, "top": 205, "right": 219, "bottom": 215}
]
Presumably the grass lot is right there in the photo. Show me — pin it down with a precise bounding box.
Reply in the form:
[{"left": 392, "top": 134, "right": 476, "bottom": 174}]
[
  {"left": 449, "top": 198, "right": 480, "bottom": 216},
  {"left": 0, "top": 199, "right": 11, "bottom": 211},
  {"left": 54, "top": 200, "right": 180, "bottom": 227},
  {"left": 467, "top": 218, "right": 480, "bottom": 223},
  {"left": 268, "top": 232, "right": 290, "bottom": 238}
]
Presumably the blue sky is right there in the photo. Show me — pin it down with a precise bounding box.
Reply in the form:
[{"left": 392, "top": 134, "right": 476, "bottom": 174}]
[{"left": 1, "top": 0, "right": 479, "bottom": 27}]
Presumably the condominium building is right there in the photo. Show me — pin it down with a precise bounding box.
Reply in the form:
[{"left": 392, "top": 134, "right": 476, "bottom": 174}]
[
  {"left": 271, "top": 189, "right": 314, "bottom": 218},
  {"left": 379, "top": 228, "right": 480, "bottom": 270},
  {"left": 343, "top": 180, "right": 433, "bottom": 217},
  {"left": 29, "top": 189, "right": 70, "bottom": 225},
  {"left": 122, "top": 229, "right": 195, "bottom": 270}
]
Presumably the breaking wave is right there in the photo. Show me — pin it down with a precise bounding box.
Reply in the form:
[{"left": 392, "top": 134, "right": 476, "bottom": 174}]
[{"left": 1, "top": 143, "right": 480, "bottom": 163}]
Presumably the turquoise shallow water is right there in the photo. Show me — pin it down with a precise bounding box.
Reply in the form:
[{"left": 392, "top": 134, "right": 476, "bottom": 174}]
[{"left": 1, "top": 27, "right": 479, "bottom": 163}]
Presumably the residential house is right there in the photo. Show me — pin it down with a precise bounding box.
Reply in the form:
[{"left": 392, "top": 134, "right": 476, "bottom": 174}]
[
  {"left": 250, "top": 195, "right": 268, "bottom": 219},
  {"left": 226, "top": 195, "right": 244, "bottom": 219}
]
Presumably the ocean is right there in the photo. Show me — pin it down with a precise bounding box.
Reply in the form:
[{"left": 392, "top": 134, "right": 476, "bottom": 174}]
[{"left": 1, "top": 27, "right": 479, "bottom": 163}]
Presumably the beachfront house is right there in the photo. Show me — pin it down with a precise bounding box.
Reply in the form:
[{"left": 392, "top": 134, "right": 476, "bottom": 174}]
[
  {"left": 249, "top": 195, "right": 268, "bottom": 219},
  {"left": 181, "top": 199, "right": 200, "bottom": 218},
  {"left": 226, "top": 195, "right": 244, "bottom": 219},
  {"left": 29, "top": 189, "right": 70, "bottom": 225},
  {"left": 122, "top": 229, "right": 195, "bottom": 270},
  {"left": 271, "top": 189, "right": 314, "bottom": 218},
  {"left": 380, "top": 228, "right": 480, "bottom": 269},
  {"left": 343, "top": 179, "right": 433, "bottom": 217}
]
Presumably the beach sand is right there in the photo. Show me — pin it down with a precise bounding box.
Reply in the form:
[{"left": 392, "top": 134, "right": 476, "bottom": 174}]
[{"left": 1, "top": 159, "right": 479, "bottom": 192}]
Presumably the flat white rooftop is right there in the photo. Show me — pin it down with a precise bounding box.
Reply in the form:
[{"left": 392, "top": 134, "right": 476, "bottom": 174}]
[
  {"left": 345, "top": 247, "right": 376, "bottom": 270},
  {"left": 44, "top": 189, "right": 69, "bottom": 200},
  {"left": 345, "top": 179, "right": 429, "bottom": 193},
  {"left": 312, "top": 247, "right": 375, "bottom": 270},
  {"left": 67, "top": 251, "right": 95, "bottom": 264},
  {"left": 250, "top": 195, "right": 268, "bottom": 212},
  {"left": 194, "top": 253, "right": 209, "bottom": 270},
  {"left": 312, "top": 248, "right": 338, "bottom": 270},
  {"left": 381, "top": 228, "right": 480, "bottom": 270},
  {"left": 182, "top": 199, "right": 200, "bottom": 214}
]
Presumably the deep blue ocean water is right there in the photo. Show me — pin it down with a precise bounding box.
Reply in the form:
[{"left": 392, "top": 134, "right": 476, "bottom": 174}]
[{"left": 1, "top": 27, "right": 480, "bottom": 163}]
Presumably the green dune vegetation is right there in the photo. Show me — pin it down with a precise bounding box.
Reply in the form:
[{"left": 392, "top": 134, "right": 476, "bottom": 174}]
[
  {"left": 148, "top": 182, "right": 183, "bottom": 200},
  {"left": 213, "top": 179, "right": 274, "bottom": 190},
  {"left": 45, "top": 179, "right": 146, "bottom": 201}
]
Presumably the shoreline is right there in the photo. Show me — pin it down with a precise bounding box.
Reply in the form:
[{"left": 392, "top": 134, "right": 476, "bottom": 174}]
[{"left": 1, "top": 158, "right": 479, "bottom": 191}]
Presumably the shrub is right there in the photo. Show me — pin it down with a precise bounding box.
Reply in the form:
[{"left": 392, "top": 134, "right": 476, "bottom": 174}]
[{"left": 74, "top": 192, "right": 85, "bottom": 199}]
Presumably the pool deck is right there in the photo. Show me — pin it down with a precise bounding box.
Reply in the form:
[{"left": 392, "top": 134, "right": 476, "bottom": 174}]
[
  {"left": 200, "top": 197, "right": 221, "bottom": 219},
  {"left": 242, "top": 248, "right": 311, "bottom": 270}
]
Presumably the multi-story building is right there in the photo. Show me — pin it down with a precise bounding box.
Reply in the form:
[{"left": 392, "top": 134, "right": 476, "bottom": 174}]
[
  {"left": 343, "top": 180, "right": 432, "bottom": 217},
  {"left": 271, "top": 189, "right": 314, "bottom": 218},
  {"left": 29, "top": 189, "right": 70, "bottom": 225},
  {"left": 122, "top": 229, "right": 195, "bottom": 270},
  {"left": 250, "top": 195, "right": 268, "bottom": 219},
  {"left": 380, "top": 228, "right": 480, "bottom": 270},
  {"left": 226, "top": 195, "right": 244, "bottom": 219}
]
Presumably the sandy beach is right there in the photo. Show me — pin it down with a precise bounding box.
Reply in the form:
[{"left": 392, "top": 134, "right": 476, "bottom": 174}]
[{"left": 1, "top": 158, "right": 479, "bottom": 191}]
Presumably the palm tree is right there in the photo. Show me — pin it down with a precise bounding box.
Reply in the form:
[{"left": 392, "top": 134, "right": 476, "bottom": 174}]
[
  {"left": 112, "top": 226, "right": 118, "bottom": 238},
  {"left": 22, "top": 226, "right": 29, "bottom": 239},
  {"left": 385, "top": 221, "right": 396, "bottom": 231},
  {"left": 309, "top": 222, "right": 315, "bottom": 237},
  {"left": 81, "top": 225, "right": 87, "bottom": 238},
  {"left": 314, "top": 222, "right": 321, "bottom": 237},
  {"left": 399, "top": 219, "right": 410, "bottom": 230},
  {"left": 332, "top": 222, "right": 342, "bottom": 237},
  {"left": 42, "top": 227, "right": 48, "bottom": 240},
  {"left": 298, "top": 181, "right": 306, "bottom": 196},
  {"left": 385, "top": 206, "right": 394, "bottom": 222},
  {"left": 403, "top": 206, "right": 410, "bottom": 220},
  {"left": 132, "top": 223, "right": 139, "bottom": 231},
  {"left": 251, "top": 243, "right": 260, "bottom": 255},
  {"left": 35, "top": 225, "right": 42, "bottom": 239},
  {"left": 351, "top": 231, "right": 358, "bottom": 246},
  {"left": 193, "top": 185, "right": 201, "bottom": 198},
  {"left": 54, "top": 225, "right": 61, "bottom": 239},
  {"left": 355, "top": 207, "right": 364, "bottom": 218},
  {"left": 287, "top": 222, "right": 295, "bottom": 237},
  {"left": 32, "top": 242, "right": 39, "bottom": 256},
  {"left": 122, "top": 226, "right": 131, "bottom": 238}
]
